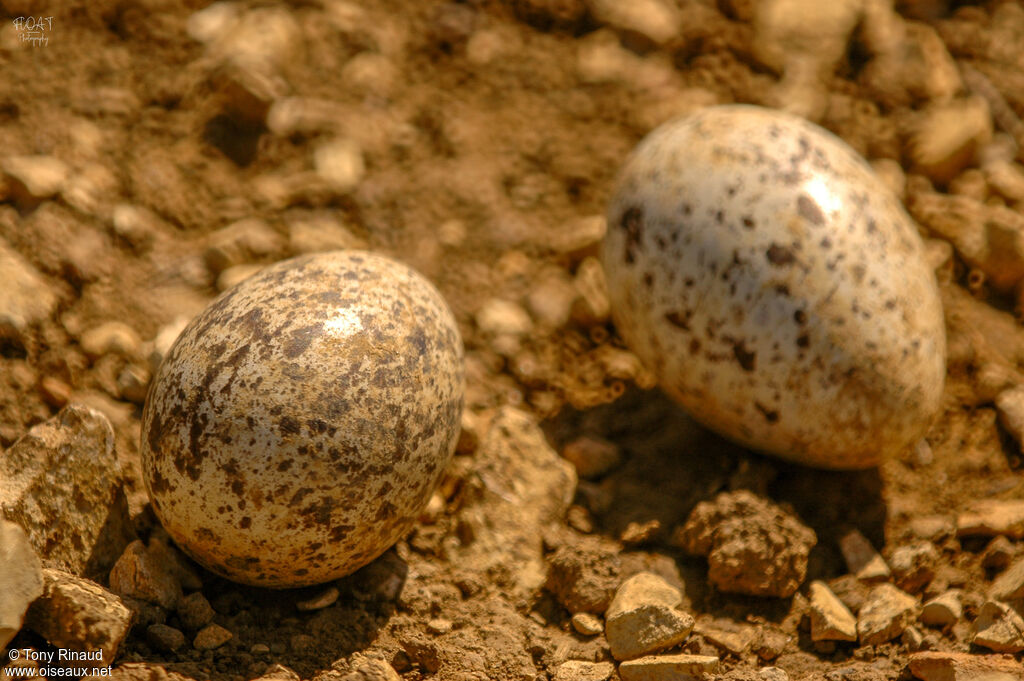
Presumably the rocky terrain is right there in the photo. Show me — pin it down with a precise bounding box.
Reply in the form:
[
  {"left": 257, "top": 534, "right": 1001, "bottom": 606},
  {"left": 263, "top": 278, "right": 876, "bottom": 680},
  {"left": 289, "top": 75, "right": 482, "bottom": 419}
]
[{"left": 1, "top": 0, "right": 1024, "bottom": 680}]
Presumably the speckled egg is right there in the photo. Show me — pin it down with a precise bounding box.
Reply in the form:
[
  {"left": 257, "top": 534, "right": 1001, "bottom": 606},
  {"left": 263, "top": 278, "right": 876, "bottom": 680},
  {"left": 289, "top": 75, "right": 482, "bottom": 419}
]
[
  {"left": 603, "top": 105, "right": 945, "bottom": 469},
  {"left": 141, "top": 251, "right": 464, "bottom": 587}
]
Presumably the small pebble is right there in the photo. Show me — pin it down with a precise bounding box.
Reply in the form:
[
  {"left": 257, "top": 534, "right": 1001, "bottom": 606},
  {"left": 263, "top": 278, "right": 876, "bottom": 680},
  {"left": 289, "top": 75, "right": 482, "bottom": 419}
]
[
  {"left": 981, "top": 535, "right": 1016, "bottom": 570},
  {"left": 561, "top": 436, "right": 621, "bottom": 479},
  {"left": 857, "top": 583, "right": 917, "bottom": 646},
  {"left": 116, "top": 364, "right": 151, "bottom": 405},
  {"left": 177, "top": 592, "right": 216, "bottom": 631},
  {"left": 426, "top": 618, "right": 452, "bottom": 635},
  {"left": 809, "top": 580, "right": 857, "bottom": 642},
  {"left": 839, "top": 529, "right": 890, "bottom": 582},
  {"left": 313, "top": 138, "right": 365, "bottom": 192},
  {"left": 888, "top": 542, "right": 939, "bottom": 594},
  {"left": 957, "top": 499, "right": 1024, "bottom": 539},
  {"left": 605, "top": 571, "right": 694, "bottom": 661},
  {"left": 2, "top": 155, "right": 69, "bottom": 200},
  {"left": 38, "top": 376, "right": 71, "bottom": 408},
  {"left": 193, "top": 623, "right": 233, "bottom": 651},
  {"left": 80, "top": 322, "right": 142, "bottom": 360},
  {"left": 251, "top": 643, "right": 270, "bottom": 655},
  {"left": 920, "top": 590, "right": 961, "bottom": 628},
  {"left": 571, "top": 612, "right": 603, "bottom": 636},
  {"left": 295, "top": 586, "right": 339, "bottom": 612},
  {"left": 973, "top": 600, "right": 1024, "bottom": 653},
  {"left": 146, "top": 623, "right": 186, "bottom": 652}
]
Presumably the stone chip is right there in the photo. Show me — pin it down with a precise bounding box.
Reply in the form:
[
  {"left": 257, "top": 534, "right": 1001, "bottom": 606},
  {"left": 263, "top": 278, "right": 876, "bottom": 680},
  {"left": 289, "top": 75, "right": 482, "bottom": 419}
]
[{"left": 605, "top": 571, "right": 695, "bottom": 661}]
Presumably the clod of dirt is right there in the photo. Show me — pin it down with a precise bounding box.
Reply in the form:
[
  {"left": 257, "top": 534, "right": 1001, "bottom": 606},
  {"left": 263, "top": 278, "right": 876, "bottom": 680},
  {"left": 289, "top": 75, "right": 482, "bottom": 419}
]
[
  {"left": 673, "top": 490, "right": 816, "bottom": 597},
  {"left": 545, "top": 534, "right": 622, "bottom": 614},
  {"left": 141, "top": 252, "right": 465, "bottom": 587},
  {"left": 602, "top": 105, "right": 946, "bottom": 469}
]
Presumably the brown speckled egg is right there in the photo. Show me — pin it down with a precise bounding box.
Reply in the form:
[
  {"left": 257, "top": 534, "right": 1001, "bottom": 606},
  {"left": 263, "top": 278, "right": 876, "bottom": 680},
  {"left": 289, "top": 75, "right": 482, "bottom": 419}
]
[
  {"left": 141, "top": 251, "right": 464, "bottom": 587},
  {"left": 603, "top": 105, "right": 945, "bottom": 469}
]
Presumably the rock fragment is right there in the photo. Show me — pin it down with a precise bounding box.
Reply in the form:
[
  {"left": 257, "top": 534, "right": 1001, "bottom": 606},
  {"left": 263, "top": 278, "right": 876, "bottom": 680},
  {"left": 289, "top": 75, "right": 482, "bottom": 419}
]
[
  {"left": 808, "top": 580, "right": 857, "bottom": 642},
  {"left": 108, "top": 540, "right": 183, "bottom": 610},
  {"left": 617, "top": 653, "right": 719, "bottom": 681},
  {"left": 0, "top": 520, "right": 43, "bottom": 648},
  {"left": 193, "top": 623, "right": 233, "bottom": 651},
  {"left": 888, "top": 542, "right": 939, "bottom": 594},
  {"left": 0, "top": 405, "right": 134, "bottom": 577},
  {"left": 973, "top": 600, "right": 1024, "bottom": 653},
  {"left": 857, "top": 583, "right": 918, "bottom": 645},
  {"left": 561, "top": 436, "right": 622, "bottom": 479},
  {"left": 2, "top": 155, "right": 69, "bottom": 201},
  {"left": 79, "top": 322, "right": 142, "bottom": 360},
  {"left": 24, "top": 568, "right": 132, "bottom": 667},
  {"left": 982, "top": 536, "right": 1017, "bottom": 571},
  {"left": 553, "top": 660, "right": 615, "bottom": 681},
  {"left": 203, "top": 218, "right": 285, "bottom": 274},
  {"left": 146, "top": 623, "right": 186, "bottom": 652},
  {"left": 571, "top": 612, "right": 603, "bottom": 636},
  {"left": 605, "top": 572, "right": 695, "bottom": 661},
  {"left": 295, "top": 586, "right": 339, "bottom": 612},
  {"left": 990, "top": 556, "right": 1024, "bottom": 601},
  {"left": 919, "top": 590, "right": 962, "bottom": 628},
  {"left": 954, "top": 497, "right": 1024, "bottom": 540},
  {"left": 674, "top": 490, "right": 816, "bottom": 597},
  {"left": 177, "top": 592, "right": 215, "bottom": 631},
  {"left": 839, "top": 529, "right": 890, "bottom": 582},
  {"left": 313, "top": 138, "right": 365, "bottom": 192},
  {"left": 908, "top": 650, "right": 1024, "bottom": 681}
]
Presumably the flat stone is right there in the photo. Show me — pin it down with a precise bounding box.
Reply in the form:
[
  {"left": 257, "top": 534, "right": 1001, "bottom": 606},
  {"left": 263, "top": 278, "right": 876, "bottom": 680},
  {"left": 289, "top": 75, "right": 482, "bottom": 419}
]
[
  {"left": 176, "top": 592, "right": 215, "bottom": 630},
  {"left": 108, "top": 540, "right": 183, "bottom": 610},
  {"left": 839, "top": 529, "right": 890, "bottom": 582},
  {"left": 0, "top": 405, "right": 134, "bottom": 578},
  {"left": 146, "top": 623, "right": 186, "bottom": 652},
  {"left": 857, "top": 583, "right": 918, "bottom": 646},
  {"left": 990, "top": 556, "right": 1024, "bottom": 601},
  {"left": 957, "top": 500, "right": 1024, "bottom": 539},
  {"left": 0, "top": 520, "right": 43, "bottom": 648},
  {"left": 908, "top": 650, "right": 1024, "bottom": 680},
  {"left": 808, "top": 580, "right": 857, "bottom": 642},
  {"left": 553, "top": 660, "right": 615, "bottom": 681},
  {"left": 193, "top": 623, "right": 233, "bottom": 651},
  {"left": 571, "top": 612, "right": 604, "bottom": 636},
  {"left": 24, "top": 568, "right": 132, "bottom": 668},
  {"left": 758, "top": 668, "right": 790, "bottom": 681},
  {"left": 920, "top": 590, "right": 962, "bottom": 628},
  {"left": 0, "top": 237, "right": 58, "bottom": 343},
  {"left": 618, "top": 654, "right": 719, "bottom": 681},
  {"left": 2, "top": 155, "right": 69, "bottom": 199},
  {"left": 973, "top": 600, "right": 1024, "bottom": 653},
  {"left": 605, "top": 572, "right": 695, "bottom": 661},
  {"left": 296, "top": 586, "right": 339, "bottom": 611},
  {"left": 674, "top": 490, "right": 816, "bottom": 598},
  {"left": 693, "top": 620, "right": 754, "bottom": 655}
]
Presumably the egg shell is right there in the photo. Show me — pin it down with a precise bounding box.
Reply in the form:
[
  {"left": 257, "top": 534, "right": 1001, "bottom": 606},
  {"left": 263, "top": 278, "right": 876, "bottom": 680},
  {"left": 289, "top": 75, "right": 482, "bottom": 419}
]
[
  {"left": 602, "top": 105, "right": 945, "bottom": 469},
  {"left": 141, "top": 251, "right": 464, "bottom": 587}
]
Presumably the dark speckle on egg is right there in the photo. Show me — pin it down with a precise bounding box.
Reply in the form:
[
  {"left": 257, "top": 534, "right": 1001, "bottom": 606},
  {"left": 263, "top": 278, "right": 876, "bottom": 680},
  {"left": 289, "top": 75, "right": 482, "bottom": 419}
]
[{"left": 140, "top": 251, "right": 465, "bottom": 588}]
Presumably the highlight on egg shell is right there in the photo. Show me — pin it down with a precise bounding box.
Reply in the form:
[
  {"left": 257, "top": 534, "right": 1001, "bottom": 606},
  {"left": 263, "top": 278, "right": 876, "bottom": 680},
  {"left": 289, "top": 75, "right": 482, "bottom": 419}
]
[
  {"left": 602, "top": 105, "right": 946, "bottom": 470},
  {"left": 141, "top": 251, "right": 465, "bottom": 587}
]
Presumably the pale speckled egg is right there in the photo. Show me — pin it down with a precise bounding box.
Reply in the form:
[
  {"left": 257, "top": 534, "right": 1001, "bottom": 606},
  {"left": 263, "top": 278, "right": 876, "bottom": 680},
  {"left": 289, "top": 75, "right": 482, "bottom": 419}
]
[
  {"left": 141, "top": 251, "right": 464, "bottom": 587},
  {"left": 602, "top": 105, "right": 945, "bottom": 469}
]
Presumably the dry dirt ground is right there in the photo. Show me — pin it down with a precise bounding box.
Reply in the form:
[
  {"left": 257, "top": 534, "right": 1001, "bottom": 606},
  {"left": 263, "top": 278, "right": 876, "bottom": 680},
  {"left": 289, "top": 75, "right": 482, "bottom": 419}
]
[{"left": 2, "top": 0, "right": 1024, "bottom": 680}]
